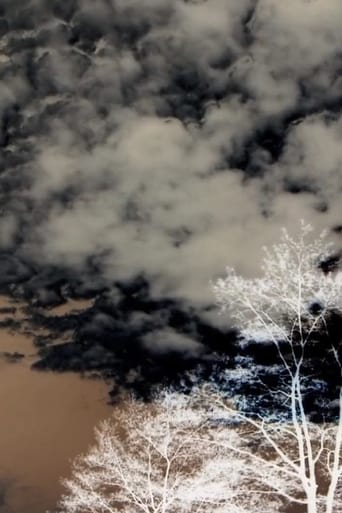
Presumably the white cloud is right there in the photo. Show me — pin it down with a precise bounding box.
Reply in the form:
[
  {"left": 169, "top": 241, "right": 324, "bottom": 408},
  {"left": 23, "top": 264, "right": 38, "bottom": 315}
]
[
  {"left": 1, "top": 0, "right": 341, "bottom": 310},
  {"left": 275, "top": 114, "right": 342, "bottom": 200}
]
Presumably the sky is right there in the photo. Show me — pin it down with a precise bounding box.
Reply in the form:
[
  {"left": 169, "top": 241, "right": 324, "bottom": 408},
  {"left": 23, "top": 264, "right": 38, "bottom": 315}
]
[{"left": 0, "top": 0, "right": 341, "bottom": 348}]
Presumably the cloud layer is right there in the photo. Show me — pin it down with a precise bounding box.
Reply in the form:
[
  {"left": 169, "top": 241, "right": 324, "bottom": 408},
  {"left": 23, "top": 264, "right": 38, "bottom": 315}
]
[{"left": 0, "top": 0, "right": 341, "bottom": 313}]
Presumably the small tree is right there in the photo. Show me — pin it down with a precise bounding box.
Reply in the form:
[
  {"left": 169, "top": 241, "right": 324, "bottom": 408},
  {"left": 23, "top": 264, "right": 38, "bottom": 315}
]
[
  {"left": 210, "top": 221, "right": 342, "bottom": 513},
  {"left": 56, "top": 393, "right": 224, "bottom": 513}
]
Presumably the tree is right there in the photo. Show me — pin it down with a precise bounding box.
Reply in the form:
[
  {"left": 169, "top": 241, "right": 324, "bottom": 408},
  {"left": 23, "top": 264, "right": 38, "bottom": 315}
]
[
  {"left": 213, "top": 221, "right": 341, "bottom": 345},
  {"left": 55, "top": 393, "right": 224, "bottom": 513},
  {"left": 197, "top": 390, "right": 342, "bottom": 513},
  {"left": 56, "top": 223, "right": 342, "bottom": 513},
  {"left": 210, "top": 221, "right": 342, "bottom": 513},
  {"left": 56, "top": 388, "right": 307, "bottom": 513}
]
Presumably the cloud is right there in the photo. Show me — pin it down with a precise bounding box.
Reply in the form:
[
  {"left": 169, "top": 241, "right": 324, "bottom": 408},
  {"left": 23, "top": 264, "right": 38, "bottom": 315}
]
[
  {"left": 142, "top": 328, "right": 205, "bottom": 356},
  {"left": 246, "top": 0, "right": 342, "bottom": 111},
  {"left": 274, "top": 114, "right": 342, "bottom": 200},
  {"left": 0, "top": 0, "right": 341, "bottom": 315}
]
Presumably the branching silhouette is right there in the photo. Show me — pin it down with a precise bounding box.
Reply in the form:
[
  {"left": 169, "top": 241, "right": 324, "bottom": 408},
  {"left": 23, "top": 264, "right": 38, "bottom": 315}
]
[{"left": 210, "top": 221, "right": 342, "bottom": 513}]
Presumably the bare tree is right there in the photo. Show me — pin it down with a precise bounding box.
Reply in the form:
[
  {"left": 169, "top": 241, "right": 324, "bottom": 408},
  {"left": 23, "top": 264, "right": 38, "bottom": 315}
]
[
  {"left": 55, "top": 223, "right": 342, "bottom": 513},
  {"left": 210, "top": 221, "right": 342, "bottom": 513},
  {"left": 55, "top": 393, "right": 225, "bottom": 513}
]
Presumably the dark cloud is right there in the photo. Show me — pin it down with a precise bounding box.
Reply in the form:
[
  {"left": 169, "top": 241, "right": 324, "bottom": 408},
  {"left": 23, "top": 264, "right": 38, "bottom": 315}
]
[{"left": 0, "top": 0, "right": 341, "bottom": 380}]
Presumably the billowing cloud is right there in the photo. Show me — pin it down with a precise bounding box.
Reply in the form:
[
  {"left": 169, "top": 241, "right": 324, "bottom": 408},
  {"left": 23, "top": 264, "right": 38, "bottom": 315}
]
[
  {"left": 0, "top": 0, "right": 341, "bottom": 316},
  {"left": 274, "top": 115, "right": 342, "bottom": 200}
]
